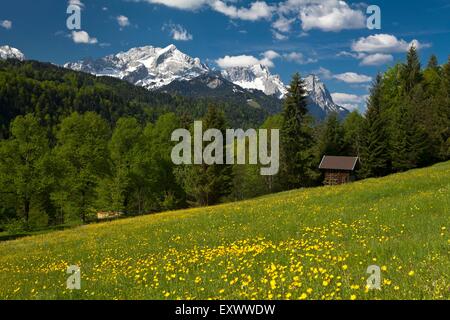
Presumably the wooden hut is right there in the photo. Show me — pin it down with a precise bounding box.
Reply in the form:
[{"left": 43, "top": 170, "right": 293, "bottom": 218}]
[{"left": 319, "top": 156, "right": 359, "bottom": 185}]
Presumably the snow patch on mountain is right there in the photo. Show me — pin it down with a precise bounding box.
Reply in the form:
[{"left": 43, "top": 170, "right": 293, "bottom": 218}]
[
  {"left": 0, "top": 45, "right": 25, "bottom": 61},
  {"left": 221, "top": 64, "right": 288, "bottom": 99},
  {"left": 64, "top": 44, "right": 348, "bottom": 119},
  {"left": 64, "top": 44, "right": 209, "bottom": 90}
]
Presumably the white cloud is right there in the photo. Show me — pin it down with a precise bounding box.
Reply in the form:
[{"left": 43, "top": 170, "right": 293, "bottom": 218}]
[
  {"left": 272, "top": 15, "right": 295, "bottom": 33},
  {"left": 283, "top": 52, "right": 317, "bottom": 64},
  {"left": 211, "top": 1, "right": 274, "bottom": 21},
  {"left": 144, "top": 0, "right": 208, "bottom": 10},
  {"left": 263, "top": 50, "right": 280, "bottom": 60},
  {"left": 334, "top": 72, "right": 372, "bottom": 83},
  {"left": 71, "top": 31, "right": 98, "bottom": 44},
  {"left": 217, "top": 50, "right": 317, "bottom": 69},
  {"left": 331, "top": 93, "right": 364, "bottom": 104},
  {"left": 315, "top": 67, "right": 372, "bottom": 83},
  {"left": 300, "top": 1, "right": 366, "bottom": 32},
  {"left": 277, "top": 0, "right": 366, "bottom": 32},
  {"left": 144, "top": 0, "right": 273, "bottom": 21},
  {"left": 352, "top": 34, "right": 430, "bottom": 53},
  {"left": 1, "top": 20, "right": 12, "bottom": 30},
  {"left": 216, "top": 55, "right": 261, "bottom": 68},
  {"left": 68, "top": 0, "right": 84, "bottom": 8},
  {"left": 216, "top": 50, "right": 281, "bottom": 68},
  {"left": 117, "top": 15, "right": 131, "bottom": 28},
  {"left": 360, "top": 53, "right": 394, "bottom": 66},
  {"left": 338, "top": 50, "right": 394, "bottom": 67},
  {"left": 142, "top": 0, "right": 368, "bottom": 31},
  {"left": 164, "top": 23, "right": 193, "bottom": 41},
  {"left": 337, "top": 51, "right": 360, "bottom": 59},
  {"left": 272, "top": 30, "right": 288, "bottom": 40}
]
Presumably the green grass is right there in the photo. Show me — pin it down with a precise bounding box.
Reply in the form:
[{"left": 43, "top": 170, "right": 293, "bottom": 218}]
[{"left": 1, "top": 162, "right": 449, "bottom": 300}]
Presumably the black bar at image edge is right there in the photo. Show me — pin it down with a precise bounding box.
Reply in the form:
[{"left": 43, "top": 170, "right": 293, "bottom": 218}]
[{"left": 0, "top": 300, "right": 444, "bottom": 318}]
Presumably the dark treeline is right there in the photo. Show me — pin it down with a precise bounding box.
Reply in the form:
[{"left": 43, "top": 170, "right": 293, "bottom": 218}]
[
  {"left": 0, "top": 59, "right": 267, "bottom": 137},
  {"left": 234, "top": 48, "right": 449, "bottom": 199},
  {"left": 0, "top": 48, "right": 449, "bottom": 234}
]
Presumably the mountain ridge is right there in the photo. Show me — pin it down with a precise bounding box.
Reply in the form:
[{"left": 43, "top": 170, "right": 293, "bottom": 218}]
[
  {"left": 64, "top": 44, "right": 209, "bottom": 91},
  {"left": 221, "top": 64, "right": 288, "bottom": 99},
  {"left": 2, "top": 44, "right": 349, "bottom": 120},
  {"left": 64, "top": 44, "right": 349, "bottom": 120}
]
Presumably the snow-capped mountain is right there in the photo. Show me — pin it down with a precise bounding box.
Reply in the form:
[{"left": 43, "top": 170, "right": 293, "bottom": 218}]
[
  {"left": 0, "top": 45, "right": 25, "bottom": 61},
  {"left": 64, "top": 45, "right": 287, "bottom": 98},
  {"left": 221, "top": 64, "right": 288, "bottom": 99},
  {"left": 64, "top": 44, "right": 209, "bottom": 90},
  {"left": 64, "top": 44, "right": 348, "bottom": 119},
  {"left": 303, "top": 74, "right": 349, "bottom": 118}
]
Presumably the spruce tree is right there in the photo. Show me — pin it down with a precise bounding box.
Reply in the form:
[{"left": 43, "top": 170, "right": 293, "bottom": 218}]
[
  {"left": 280, "top": 73, "right": 318, "bottom": 189},
  {"left": 391, "top": 102, "right": 427, "bottom": 171},
  {"left": 427, "top": 54, "right": 439, "bottom": 71},
  {"left": 402, "top": 46, "right": 422, "bottom": 94},
  {"left": 360, "top": 74, "right": 391, "bottom": 178},
  {"left": 422, "top": 54, "right": 447, "bottom": 162},
  {"left": 391, "top": 84, "right": 429, "bottom": 171},
  {"left": 390, "top": 47, "right": 430, "bottom": 171},
  {"left": 440, "top": 56, "right": 450, "bottom": 158},
  {"left": 342, "top": 111, "right": 365, "bottom": 157},
  {"left": 317, "top": 112, "right": 346, "bottom": 157}
]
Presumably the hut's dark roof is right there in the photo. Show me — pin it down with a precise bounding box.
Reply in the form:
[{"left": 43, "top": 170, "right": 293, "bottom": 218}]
[{"left": 319, "top": 156, "right": 359, "bottom": 171}]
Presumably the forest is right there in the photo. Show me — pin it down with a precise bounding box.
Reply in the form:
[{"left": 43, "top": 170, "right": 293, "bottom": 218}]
[{"left": 0, "top": 47, "right": 449, "bottom": 235}]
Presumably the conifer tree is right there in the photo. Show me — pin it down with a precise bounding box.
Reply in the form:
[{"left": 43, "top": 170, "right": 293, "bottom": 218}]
[
  {"left": 360, "top": 74, "right": 391, "bottom": 177},
  {"left": 280, "top": 73, "right": 318, "bottom": 189},
  {"left": 427, "top": 54, "right": 439, "bottom": 71},
  {"left": 390, "top": 47, "right": 430, "bottom": 171},
  {"left": 391, "top": 83, "right": 429, "bottom": 171},
  {"left": 342, "top": 111, "right": 365, "bottom": 157},
  {"left": 317, "top": 112, "right": 346, "bottom": 157},
  {"left": 402, "top": 46, "right": 422, "bottom": 94},
  {"left": 391, "top": 102, "right": 427, "bottom": 171},
  {"left": 440, "top": 56, "right": 450, "bottom": 158},
  {"left": 422, "top": 54, "right": 447, "bottom": 162}
]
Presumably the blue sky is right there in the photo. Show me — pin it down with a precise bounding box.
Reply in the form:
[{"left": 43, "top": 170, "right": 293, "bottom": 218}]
[{"left": 1, "top": 0, "right": 449, "bottom": 111}]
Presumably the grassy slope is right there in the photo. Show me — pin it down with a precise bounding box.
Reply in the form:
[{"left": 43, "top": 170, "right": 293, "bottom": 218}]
[{"left": 0, "top": 162, "right": 449, "bottom": 300}]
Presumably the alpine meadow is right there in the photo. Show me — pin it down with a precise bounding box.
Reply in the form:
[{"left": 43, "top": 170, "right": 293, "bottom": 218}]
[
  {"left": 0, "top": 0, "right": 450, "bottom": 305},
  {"left": 0, "top": 162, "right": 449, "bottom": 300}
]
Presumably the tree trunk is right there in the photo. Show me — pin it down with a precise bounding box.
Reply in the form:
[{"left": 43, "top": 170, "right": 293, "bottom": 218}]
[{"left": 24, "top": 198, "right": 30, "bottom": 224}]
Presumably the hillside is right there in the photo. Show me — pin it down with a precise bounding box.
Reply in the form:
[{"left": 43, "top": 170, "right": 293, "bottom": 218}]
[
  {"left": 0, "top": 59, "right": 268, "bottom": 135},
  {"left": 0, "top": 162, "right": 449, "bottom": 300},
  {"left": 158, "top": 72, "right": 283, "bottom": 115}
]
